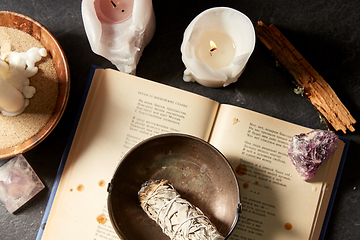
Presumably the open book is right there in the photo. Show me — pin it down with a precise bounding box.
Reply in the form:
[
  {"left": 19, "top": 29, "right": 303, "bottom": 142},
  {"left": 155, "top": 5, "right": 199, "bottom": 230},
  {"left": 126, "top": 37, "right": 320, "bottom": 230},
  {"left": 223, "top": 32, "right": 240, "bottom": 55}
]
[{"left": 37, "top": 67, "right": 348, "bottom": 240}]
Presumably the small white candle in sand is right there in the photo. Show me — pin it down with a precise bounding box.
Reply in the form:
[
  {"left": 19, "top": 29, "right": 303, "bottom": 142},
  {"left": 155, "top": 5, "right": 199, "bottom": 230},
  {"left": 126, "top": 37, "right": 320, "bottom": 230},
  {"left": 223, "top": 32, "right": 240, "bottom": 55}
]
[
  {"left": 82, "top": 0, "right": 156, "bottom": 74},
  {"left": 0, "top": 74, "right": 24, "bottom": 114},
  {"left": 181, "top": 7, "right": 255, "bottom": 88},
  {"left": 0, "top": 47, "right": 46, "bottom": 116}
]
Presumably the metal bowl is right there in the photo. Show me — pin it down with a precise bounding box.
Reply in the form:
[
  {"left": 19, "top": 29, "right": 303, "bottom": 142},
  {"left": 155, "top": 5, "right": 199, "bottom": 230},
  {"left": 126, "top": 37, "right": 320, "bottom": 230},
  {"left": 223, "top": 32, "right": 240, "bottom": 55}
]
[
  {"left": 108, "top": 133, "right": 240, "bottom": 240},
  {"left": 0, "top": 11, "right": 70, "bottom": 159}
]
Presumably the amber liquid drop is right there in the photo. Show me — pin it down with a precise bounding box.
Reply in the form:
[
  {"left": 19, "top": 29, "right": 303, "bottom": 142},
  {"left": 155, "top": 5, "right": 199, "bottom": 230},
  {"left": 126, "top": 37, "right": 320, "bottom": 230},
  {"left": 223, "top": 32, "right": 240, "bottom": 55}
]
[
  {"left": 76, "top": 184, "right": 84, "bottom": 192},
  {"left": 284, "top": 222, "right": 292, "bottom": 230},
  {"left": 96, "top": 214, "right": 107, "bottom": 224},
  {"left": 236, "top": 164, "right": 247, "bottom": 176},
  {"left": 98, "top": 180, "right": 106, "bottom": 187}
]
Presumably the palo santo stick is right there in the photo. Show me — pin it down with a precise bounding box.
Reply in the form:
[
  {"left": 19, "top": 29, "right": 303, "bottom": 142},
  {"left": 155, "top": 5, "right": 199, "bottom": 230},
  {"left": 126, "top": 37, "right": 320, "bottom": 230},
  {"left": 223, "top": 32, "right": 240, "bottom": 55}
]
[{"left": 255, "top": 21, "right": 356, "bottom": 133}]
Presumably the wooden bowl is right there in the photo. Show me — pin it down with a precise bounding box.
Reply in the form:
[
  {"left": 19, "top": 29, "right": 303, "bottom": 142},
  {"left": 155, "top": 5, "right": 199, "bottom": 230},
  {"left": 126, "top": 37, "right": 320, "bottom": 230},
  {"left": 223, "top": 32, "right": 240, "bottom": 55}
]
[
  {"left": 0, "top": 11, "right": 70, "bottom": 159},
  {"left": 108, "top": 133, "right": 241, "bottom": 240}
]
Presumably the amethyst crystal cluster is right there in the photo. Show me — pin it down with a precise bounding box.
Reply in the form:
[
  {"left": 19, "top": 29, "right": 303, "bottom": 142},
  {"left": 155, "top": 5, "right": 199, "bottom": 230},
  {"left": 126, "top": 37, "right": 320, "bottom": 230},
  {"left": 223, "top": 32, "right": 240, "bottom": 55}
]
[{"left": 288, "top": 130, "right": 338, "bottom": 180}]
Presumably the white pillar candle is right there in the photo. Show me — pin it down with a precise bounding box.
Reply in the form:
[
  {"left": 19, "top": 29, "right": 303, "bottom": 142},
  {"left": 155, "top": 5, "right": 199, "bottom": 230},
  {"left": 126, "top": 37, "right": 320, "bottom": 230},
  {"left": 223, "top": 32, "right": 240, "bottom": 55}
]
[
  {"left": 82, "top": 0, "right": 156, "bottom": 74},
  {"left": 181, "top": 7, "right": 255, "bottom": 88}
]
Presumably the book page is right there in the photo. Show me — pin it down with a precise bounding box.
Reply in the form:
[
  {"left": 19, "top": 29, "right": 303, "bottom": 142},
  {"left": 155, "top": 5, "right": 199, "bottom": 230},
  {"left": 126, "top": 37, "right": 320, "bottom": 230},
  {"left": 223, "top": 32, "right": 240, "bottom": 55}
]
[
  {"left": 209, "top": 104, "right": 344, "bottom": 240},
  {"left": 41, "top": 69, "right": 219, "bottom": 240}
]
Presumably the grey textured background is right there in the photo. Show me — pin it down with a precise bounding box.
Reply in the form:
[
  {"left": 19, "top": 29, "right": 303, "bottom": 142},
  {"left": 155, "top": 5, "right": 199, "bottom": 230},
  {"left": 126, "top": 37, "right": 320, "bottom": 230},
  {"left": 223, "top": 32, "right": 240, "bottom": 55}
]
[{"left": 0, "top": 0, "right": 359, "bottom": 239}]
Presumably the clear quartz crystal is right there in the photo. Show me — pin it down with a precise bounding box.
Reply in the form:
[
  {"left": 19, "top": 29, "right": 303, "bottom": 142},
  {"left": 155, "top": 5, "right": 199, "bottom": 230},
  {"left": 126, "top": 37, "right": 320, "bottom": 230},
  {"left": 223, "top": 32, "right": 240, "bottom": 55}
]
[
  {"left": 0, "top": 155, "right": 44, "bottom": 213},
  {"left": 287, "top": 129, "right": 339, "bottom": 180}
]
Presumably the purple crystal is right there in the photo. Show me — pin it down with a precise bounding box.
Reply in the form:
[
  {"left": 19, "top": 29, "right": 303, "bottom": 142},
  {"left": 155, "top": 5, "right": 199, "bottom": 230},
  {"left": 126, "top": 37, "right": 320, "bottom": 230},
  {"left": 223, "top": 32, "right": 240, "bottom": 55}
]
[{"left": 288, "top": 130, "right": 339, "bottom": 180}]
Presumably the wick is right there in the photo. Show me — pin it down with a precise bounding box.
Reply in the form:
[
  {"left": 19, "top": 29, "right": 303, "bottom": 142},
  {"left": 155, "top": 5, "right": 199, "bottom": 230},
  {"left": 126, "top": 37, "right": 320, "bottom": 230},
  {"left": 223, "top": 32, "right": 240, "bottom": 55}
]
[
  {"left": 110, "top": 0, "right": 117, "bottom": 7},
  {"left": 209, "top": 47, "right": 217, "bottom": 56}
]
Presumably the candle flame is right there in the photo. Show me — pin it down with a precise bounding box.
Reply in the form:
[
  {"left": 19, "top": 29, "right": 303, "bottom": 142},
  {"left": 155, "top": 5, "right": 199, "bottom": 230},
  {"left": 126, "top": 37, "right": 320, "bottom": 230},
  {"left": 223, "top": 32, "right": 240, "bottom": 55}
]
[{"left": 209, "top": 40, "right": 217, "bottom": 52}]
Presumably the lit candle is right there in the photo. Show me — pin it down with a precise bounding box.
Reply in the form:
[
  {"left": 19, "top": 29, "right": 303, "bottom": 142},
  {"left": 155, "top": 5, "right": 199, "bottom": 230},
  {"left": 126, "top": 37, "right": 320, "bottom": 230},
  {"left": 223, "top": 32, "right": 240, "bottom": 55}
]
[
  {"left": 82, "top": 0, "right": 156, "bottom": 74},
  {"left": 181, "top": 7, "right": 255, "bottom": 87}
]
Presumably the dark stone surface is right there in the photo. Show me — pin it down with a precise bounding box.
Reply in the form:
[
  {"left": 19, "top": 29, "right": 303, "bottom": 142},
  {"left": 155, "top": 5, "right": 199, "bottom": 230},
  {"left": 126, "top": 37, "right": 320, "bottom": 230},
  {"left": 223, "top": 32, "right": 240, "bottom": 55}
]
[{"left": 0, "top": 0, "right": 359, "bottom": 239}]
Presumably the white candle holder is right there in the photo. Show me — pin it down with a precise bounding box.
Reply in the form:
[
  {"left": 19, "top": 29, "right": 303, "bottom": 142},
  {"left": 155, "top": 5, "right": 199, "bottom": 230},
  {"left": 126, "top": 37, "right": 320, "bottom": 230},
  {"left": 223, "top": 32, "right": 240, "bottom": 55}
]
[
  {"left": 82, "top": 0, "right": 156, "bottom": 74},
  {"left": 181, "top": 7, "right": 255, "bottom": 88}
]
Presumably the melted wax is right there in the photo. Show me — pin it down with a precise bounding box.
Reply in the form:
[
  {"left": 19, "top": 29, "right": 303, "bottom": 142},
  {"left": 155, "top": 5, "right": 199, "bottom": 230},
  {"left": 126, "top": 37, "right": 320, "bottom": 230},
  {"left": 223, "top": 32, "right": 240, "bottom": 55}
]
[{"left": 0, "top": 47, "right": 47, "bottom": 116}]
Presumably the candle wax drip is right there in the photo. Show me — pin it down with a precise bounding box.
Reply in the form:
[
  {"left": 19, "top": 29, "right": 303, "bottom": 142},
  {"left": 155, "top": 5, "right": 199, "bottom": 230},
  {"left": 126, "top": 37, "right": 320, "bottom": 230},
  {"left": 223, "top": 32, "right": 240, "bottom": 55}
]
[{"left": 0, "top": 47, "right": 47, "bottom": 116}]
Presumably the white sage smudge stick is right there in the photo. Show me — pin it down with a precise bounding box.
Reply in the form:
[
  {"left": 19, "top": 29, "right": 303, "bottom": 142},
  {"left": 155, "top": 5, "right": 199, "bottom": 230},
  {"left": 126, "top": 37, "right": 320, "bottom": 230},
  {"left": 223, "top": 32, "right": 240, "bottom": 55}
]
[{"left": 138, "top": 179, "right": 224, "bottom": 240}]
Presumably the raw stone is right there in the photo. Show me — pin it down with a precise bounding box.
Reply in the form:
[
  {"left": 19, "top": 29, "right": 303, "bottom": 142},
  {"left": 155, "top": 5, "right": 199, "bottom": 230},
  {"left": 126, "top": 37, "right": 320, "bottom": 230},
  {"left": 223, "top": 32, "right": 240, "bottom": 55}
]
[{"left": 287, "top": 130, "right": 338, "bottom": 180}]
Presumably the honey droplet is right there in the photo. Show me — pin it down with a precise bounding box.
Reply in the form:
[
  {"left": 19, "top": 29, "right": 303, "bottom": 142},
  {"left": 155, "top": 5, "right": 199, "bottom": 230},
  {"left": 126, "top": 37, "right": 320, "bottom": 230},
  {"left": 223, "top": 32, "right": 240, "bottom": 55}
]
[
  {"left": 284, "top": 222, "right": 292, "bottom": 230},
  {"left": 98, "top": 180, "right": 106, "bottom": 187},
  {"left": 255, "top": 181, "right": 259, "bottom": 185},
  {"left": 96, "top": 214, "right": 107, "bottom": 224},
  {"left": 243, "top": 183, "right": 249, "bottom": 189},
  {"left": 70, "top": 188, "right": 73, "bottom": 192},
  {"left": 233, "top": 118, "right": 240, "bottom": 125},
  {"left": 235, "top": 164, "right": 247, "bottom": 176},
  {"left": 76, "top": 184, "right": 84, "bottom": 192}
]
